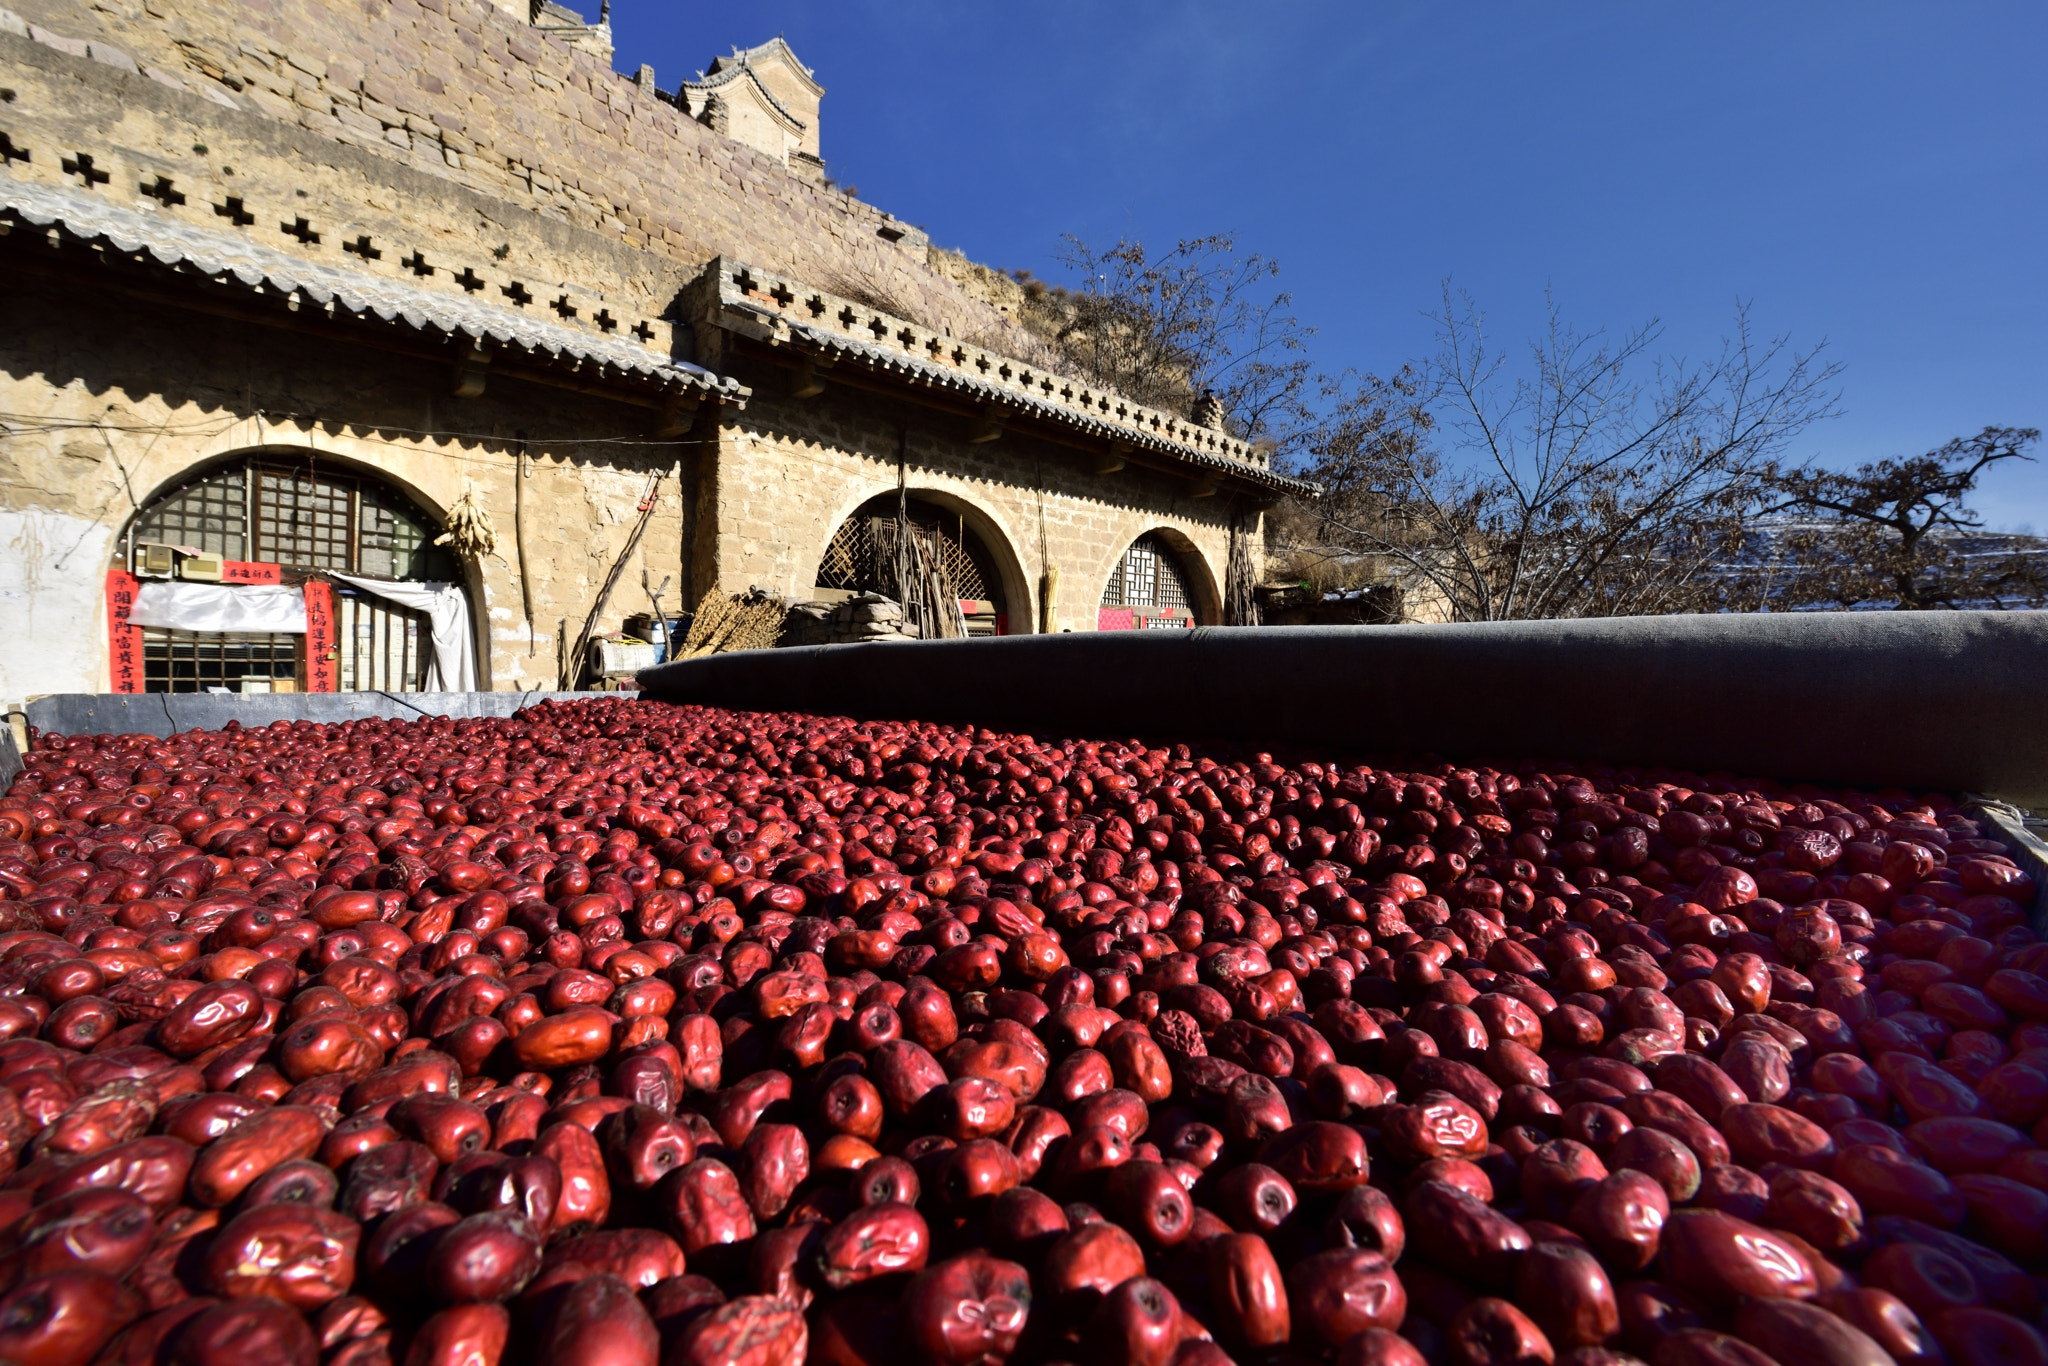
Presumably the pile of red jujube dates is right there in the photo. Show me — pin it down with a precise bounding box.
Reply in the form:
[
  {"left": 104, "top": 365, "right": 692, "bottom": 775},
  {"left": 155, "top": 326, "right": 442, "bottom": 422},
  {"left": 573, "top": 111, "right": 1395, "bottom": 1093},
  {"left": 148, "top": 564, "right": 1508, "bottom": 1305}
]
[{"left": 0, "top": 699, "right": 2042, "bottom": 1366}]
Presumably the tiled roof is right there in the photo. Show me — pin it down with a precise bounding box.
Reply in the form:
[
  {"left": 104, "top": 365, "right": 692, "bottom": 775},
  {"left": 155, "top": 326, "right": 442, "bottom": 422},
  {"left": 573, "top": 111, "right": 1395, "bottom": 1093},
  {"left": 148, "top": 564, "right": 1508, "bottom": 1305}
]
[
  {"left": 0, "top": 175, "right": 747, "bottom": 402},
  {"left": 708, "top": 259, "right": 1320, "bottom": 497},
  {"left": 680, "top": 59, "right": 807, "bottom": 130}
]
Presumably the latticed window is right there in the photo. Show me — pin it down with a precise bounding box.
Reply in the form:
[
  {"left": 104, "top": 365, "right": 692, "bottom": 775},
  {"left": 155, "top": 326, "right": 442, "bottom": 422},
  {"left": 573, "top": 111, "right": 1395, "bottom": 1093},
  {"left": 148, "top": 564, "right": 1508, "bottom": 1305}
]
[
  {"left": 136, "top": 469, "right": 246, "bottom": 559},
  {"left": 1102, "top": 534, "right": 1194, "bottom": 612},
  {"left": 811, "top": 497, "right": 1011, "bottom": 634},
  {"left": 359, "top": 492, "right": 433, "bottom": 579},
  {"left": 335, "top": 589, "right": 427, "bottom": 691},
  {"left": 130, "top": 456, "right": 455, "bottom": 579},
  {"left": 255, "top": 466, "right": 353, "bottom": 569},
  {"left": 815, "top": 495, "right": 1006, "bottom": 620},
  {"left": 124, "top": 454, "right": 455, "bottom": 693},
  {"left": 142, "top": 631, "right": 299, "bottom": 692}
]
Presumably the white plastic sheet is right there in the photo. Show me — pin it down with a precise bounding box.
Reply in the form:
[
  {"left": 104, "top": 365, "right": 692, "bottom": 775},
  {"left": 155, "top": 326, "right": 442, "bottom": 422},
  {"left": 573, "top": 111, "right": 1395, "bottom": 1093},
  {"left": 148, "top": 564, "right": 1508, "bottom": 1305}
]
[
  {"left": 331, "top": 574, "right": 477, "bottom": 692},
  {"left": 126, "top": 582, "right": 307, "bottom": 633}
]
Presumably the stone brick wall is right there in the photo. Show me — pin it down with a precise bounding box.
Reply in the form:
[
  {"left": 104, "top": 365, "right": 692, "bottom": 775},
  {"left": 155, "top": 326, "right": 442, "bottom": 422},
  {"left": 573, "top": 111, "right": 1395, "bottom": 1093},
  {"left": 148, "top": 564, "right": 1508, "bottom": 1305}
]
[
  {"left": 0, "top": 267, "right": 688, "bottom": 699},
  {"left": 0, "top": 27, "right": 704, "bottom": 359},
  {"left": 0, "top": 0, "right": 1023, "bottom": 347},
  {"left": 701, "top": 377, "right": 1243, "bottom": 635},
  {"left": 0, "top": 4, "right": 1272, "bottom": 705}
]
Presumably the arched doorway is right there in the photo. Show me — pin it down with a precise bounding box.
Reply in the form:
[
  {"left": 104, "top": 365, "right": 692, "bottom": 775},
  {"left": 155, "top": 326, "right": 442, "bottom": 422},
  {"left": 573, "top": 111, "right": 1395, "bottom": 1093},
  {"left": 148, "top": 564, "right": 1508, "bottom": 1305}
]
[
  {"left": 814, "top": 493, "right": 1011, "bottom": 635},
  {"left": 1099, "top": 531, "right": 1203, "bottom": 630},
  {"left": 118, "top": 453, "right": 465, "bottom": 692}
]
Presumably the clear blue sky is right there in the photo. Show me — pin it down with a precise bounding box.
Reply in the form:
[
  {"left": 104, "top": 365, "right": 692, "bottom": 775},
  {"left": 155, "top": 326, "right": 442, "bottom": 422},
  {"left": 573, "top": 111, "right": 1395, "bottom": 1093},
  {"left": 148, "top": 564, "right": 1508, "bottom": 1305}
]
[{"left": 611, "top": 2, "right": 2048, "bottom": 530}]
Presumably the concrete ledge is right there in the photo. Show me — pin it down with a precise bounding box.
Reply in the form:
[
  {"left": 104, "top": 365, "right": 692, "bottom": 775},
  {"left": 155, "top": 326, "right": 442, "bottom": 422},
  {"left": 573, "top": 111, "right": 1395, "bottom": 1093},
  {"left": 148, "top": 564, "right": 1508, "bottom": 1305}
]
[
  {"left": 638, "top": 611, "right": 2048, "bottom": 805},
  {"left": 20, "top": 691, "right": 605, "bottom": 740}
]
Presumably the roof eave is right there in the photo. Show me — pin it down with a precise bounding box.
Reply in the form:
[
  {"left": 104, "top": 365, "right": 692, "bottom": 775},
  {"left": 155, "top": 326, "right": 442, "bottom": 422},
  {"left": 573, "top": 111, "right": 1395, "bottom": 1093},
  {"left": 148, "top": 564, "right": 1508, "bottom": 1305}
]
[
  {"left": 0, "top": 178, "right": 750, "bottom": 411},
  {"left": 704, "top": 260, "right": 1317, "bottom": 499}
]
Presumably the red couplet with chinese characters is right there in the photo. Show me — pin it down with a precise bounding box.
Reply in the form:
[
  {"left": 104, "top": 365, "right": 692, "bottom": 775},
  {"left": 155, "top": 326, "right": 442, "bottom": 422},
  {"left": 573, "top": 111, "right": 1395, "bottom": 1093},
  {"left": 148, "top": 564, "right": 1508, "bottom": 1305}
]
[
  {"left": 301, "top": 581, "right": 337, "bottom": 692},
  {"left": 105, "top": 570, "right": 145, "bottom": 694}
]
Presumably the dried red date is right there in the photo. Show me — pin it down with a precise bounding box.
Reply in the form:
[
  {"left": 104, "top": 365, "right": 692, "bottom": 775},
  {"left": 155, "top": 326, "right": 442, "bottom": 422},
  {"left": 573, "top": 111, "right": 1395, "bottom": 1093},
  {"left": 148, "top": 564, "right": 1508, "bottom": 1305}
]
[
  {"left": 1085, "top": 1276, "right": 1182, "bottom": 1366},
  {"left": 1446, "top": 1297, "right": 1554, "bottom": 1366},
  {"left": 1660, "top": 1210, "right": 1819, "bottom": 1309},
  {"left": 1405, "top": 1180, "right": 1531, "bottom": 1288},
  {"left": 190, "top": 1106, "right": 326, "bottom": 1207},
  {"left": 156, "top": 982, "right": 264, "bottom": 1060},
  {"left": 5, "top": 693, "right": 2042, "bottom": 1366},
  {"left": 405, "top": 1303, "right": 509, "bottom": 1366},
  {"left": 203, "top": 1204, "right": 358, "bottom": 1308},
  {"left": 1040, "top": 1222, "right": 1146, "bottom": 1321},
  {"left": 816, "top": 1201, "right": 930, "bottom": 1287},
  {"left": 658, "top": 1158, "right": 755, "bottom": 1257},
  {"left": 1288, "top": 1248, "right": 1407, "bottom": 1347},
  {"left": 533, "top": 1273, "right": 663, "bottom": 1366},
  {"left": 533, "top": 1121, "right": 610, "bottom": 1234},
  {"left": 900, "top": 1254, "right": 1031, "bottom": 1366},
  {"left": 1733, "top": 1296, "right": 1894, "bottom": 1366},
  {"left": 0, "top": 1269, "right": 141, "bottom": 1366},
  {"left": 1517, "top": 1242, "right": 1618, "bottom": 1348},
  {"left": 3, "top": 1188, "right": 155, "bottom": 1283},
  {"left": 422, "top": 1210, "right": 541, "bottom": 1303}
]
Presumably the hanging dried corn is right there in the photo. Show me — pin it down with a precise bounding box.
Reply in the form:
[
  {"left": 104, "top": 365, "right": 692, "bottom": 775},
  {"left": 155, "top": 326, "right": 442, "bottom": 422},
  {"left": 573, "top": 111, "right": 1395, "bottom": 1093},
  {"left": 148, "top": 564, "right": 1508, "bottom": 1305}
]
[{"left": 434, "top": 488, "right": 500, "bottom": 563}]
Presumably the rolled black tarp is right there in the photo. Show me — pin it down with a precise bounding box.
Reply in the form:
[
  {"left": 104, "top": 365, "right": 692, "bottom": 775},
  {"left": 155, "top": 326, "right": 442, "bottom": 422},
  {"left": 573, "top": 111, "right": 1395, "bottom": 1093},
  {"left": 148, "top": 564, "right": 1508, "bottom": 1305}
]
[{"left": 638, "top": 610, "right": 2048, "bottom": 805}]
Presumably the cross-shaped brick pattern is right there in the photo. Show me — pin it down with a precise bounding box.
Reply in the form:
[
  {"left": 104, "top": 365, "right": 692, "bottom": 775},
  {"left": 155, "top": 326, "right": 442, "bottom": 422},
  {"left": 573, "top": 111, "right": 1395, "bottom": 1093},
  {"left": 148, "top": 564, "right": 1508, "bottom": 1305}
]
[
  {"left": 140, "top": 177, "right": 186, "bottom": 207},
  {"left": 401, "top": 251, "right": 434, "bottom": 277},
  {"left": 551, "top": 295, "right": 578, "bottom": 319},
  {"left": 343, "top": 235, "right": 381, "bottom": 261},
  {"left": 593, "top": 309, "right": 618, "bottom": 332},
  {"left": 281, "top": 216, "right": 320, "bottom": 244},
  {"left": 214, "top": 197, "right": 255, "bottom": 227},
  {"left": 0, "top": 134, "right": 28, "bottom": 165},
  {"left": 632, "top": 320, "right": 655, "bottom": 342},
  {"left": 60, "top": 153, "right": 109, "bottom": 187},
  {"left": 452, "top": 267, "right": 485, "bottom": 293},
  {"left": 502, "top": 281, "right": 532, "bottom": 307}
]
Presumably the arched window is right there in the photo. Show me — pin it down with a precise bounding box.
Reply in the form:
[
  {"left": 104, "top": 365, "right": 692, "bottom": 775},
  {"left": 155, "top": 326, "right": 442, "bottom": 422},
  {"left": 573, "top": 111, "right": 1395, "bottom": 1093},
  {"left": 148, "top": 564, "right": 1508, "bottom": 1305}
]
[
  {"left": 131, "top": 458, "right": 455, "bottom": 578},
  {"left": 121, "top": 455, "right": 461, "bottom": 692},
  {"left": 1099, "top": 533, "right": 1199, "bottom": 629},
  {"left": 814, "top": 493, "right": 1009, "bottom": 635}
]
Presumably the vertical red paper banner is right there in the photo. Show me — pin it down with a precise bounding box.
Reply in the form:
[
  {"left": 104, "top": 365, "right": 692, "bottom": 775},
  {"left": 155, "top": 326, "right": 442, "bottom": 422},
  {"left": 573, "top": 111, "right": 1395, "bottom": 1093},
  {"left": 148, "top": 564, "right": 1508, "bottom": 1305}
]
[
  {"left": 302, "top": 582, "right": 337, "bottom": 693},
  {"left": 105, "top": 570, "right": 144, "bottom": 694}
]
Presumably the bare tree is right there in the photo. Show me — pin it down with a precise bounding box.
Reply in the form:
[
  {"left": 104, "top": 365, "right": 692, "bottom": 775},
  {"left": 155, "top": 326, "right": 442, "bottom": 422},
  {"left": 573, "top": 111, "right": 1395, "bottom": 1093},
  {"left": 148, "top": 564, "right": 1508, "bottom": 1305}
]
[
  {"left": 1752, "top": 427, "right": 2048, "bottom": 609},
  {"left": 1264, "top": 366, "right": 1433, "bottom": 599},
  {"left": 1292, "top": 289, "right": 1841, "bottom": 621},
  {"left": 1024, "top": 235, "right": 1313, "bottom": 441}
]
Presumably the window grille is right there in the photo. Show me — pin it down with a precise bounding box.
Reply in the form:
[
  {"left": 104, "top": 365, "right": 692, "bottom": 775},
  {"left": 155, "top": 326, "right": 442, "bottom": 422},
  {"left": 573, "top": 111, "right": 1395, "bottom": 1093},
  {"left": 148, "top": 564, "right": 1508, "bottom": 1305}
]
[
  {"left": 131, "top": 456, "right": 454, "bottom": 579},
  {"left": 815, "top": 497, "right": 1001, "bottom": 607},
  {"left": 125, "top": 454, "right": 454, "bottom": 693},
  {"left": 132, "top": 470, "right": 246, "bottom": 557},
  {"left": 142, "top": 629, "right": 299, "bottom": 694},
  {"left": 336, "top": 588, "right": 426, "bottom": 691},
  {"left": 256, "top": 465, "right": 354, "bottom": 570},
  {"left": 1102, "top": 534, "right": 1194, "bottom": 612},
  {"left": 359, "top": 487, "right": 434, "bottom": 578}
]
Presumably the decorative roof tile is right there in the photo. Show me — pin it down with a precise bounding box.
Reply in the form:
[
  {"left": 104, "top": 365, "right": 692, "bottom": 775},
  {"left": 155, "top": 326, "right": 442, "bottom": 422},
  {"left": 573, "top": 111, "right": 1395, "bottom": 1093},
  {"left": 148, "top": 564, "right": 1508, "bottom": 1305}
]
[
  {"left": 0, "top": 175, "right": 747, "bottom": 402},
  {"left": 707, "top": 258, "right": 1319, "bottom": 497}
]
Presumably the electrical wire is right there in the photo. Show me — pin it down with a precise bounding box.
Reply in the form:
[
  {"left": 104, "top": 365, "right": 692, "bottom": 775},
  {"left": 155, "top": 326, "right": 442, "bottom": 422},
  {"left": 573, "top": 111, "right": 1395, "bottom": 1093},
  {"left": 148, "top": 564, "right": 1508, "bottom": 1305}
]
[{"left": 0, "top": 411, "right": 721, "bottom": 473}]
